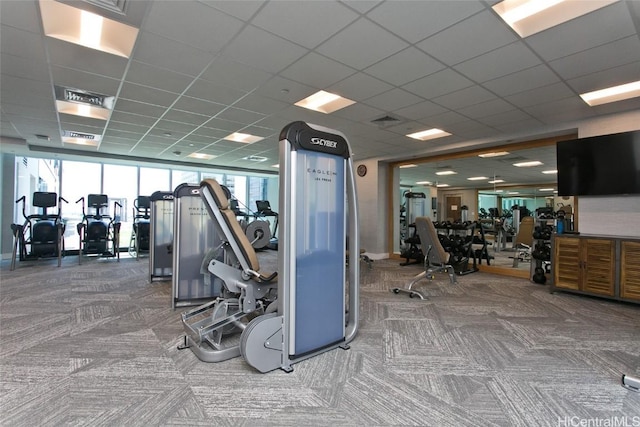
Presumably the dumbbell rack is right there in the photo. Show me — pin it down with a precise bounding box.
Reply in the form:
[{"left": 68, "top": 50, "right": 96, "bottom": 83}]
[
  {"left": 531, "top": 215, "right": 554, "bottom": 285},
  {"left": 434, "top": 221, "right": 478, "bottom": 275}
]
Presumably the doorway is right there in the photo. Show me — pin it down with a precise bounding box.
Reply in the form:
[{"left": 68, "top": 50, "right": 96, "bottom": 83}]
[{"left": 446, "top": 196, "right": 462, "bottom": 222}]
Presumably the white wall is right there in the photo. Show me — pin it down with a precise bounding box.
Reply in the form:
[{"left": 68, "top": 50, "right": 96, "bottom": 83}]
[
  {"left": 354, "top": 158, "right": 388, "bottom": 259},
  {"left": 575, "top": 110, "right": 640, "bottom": 237}
]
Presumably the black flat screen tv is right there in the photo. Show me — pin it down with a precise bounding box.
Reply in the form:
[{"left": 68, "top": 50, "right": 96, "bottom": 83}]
[{"left": 557, "top": 130, "right": 640, "bottom": 196}]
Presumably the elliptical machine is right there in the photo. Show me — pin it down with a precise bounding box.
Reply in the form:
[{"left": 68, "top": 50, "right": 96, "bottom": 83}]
[
  {"left": 10, "top": 192, "right": 67, "bottom": 271},
  {"left": 76, "top": 194, "right": 121, "bottom": 264},
  {"left": 129, "top": 196, "right": 151, "bottom": 259}
]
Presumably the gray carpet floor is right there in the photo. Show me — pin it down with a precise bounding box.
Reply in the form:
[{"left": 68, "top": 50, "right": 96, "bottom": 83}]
[{"left": 1, "top": 253, "right": 639, "bottom": 426}]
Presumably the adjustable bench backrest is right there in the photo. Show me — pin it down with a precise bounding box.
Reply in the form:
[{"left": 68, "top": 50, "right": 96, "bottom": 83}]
[
  {"left": 200, "top": 179, "right": 261, "bottom": 273},
  {"left": 415, "top": 216, "right": 451, "bottom": 265}
]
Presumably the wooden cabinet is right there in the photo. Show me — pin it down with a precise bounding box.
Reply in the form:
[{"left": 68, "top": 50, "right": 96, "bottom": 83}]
[
  {"left": 552, "top": 234, "right": 639, "bottom": 304},
  {"left": 621, "top": 241, "right": 640, "bottom": 300}
]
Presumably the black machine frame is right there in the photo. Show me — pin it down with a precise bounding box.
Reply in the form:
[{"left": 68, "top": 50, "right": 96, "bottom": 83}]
[
  {"left": 10, "top": 192, "right": 67, "bottom": 270},
  {"left": 75, "top": 194, "right": 122, "bottom": 264}
]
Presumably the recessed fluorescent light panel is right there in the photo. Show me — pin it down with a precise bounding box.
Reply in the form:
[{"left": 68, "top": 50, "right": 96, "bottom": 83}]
[
  {"left": 580, "top": 80, "right": 640, "bottom": 106},
  {"left": 467, "top": 176, "right": 489, "bottom": 181},
  {"left": 188, "top": 152, "right": 215, "bottom": 160},
  {"left": 542, "top": 169, "right": 558, "bottom": 174},
  {"left": 478, "top": 151, "right": 510, "bottom": 158},
  {"left": 435, "top": 170, "right": 457, "bottom": 176},
  {"left": 539, "top": 188, "right": 555, "bottom": 191},
  {"left": 436, "top": 183, "right": 450, "bottom": 188},
  {"left": 488, "top": 179, "right": 505, "bottom": 184},
  {"left": 513, "top": 161, "right": 543, "bottom": 167},
  {"left": 406, "top": 128, "right": 451, "bottom": 141},
  {"left": 40, "top": 0, "right": 139, "bottom": 58},
  {"left": 294, "top": 90, "right": 355, "bottom": 114},
  {"left": 271, "top": 164, "right": 279, "bottom": 168},
  {"left": 415, "top": 181, "right": 432, "bottom": 185},
  {"left": 399, "top": 164, "right": 418, "bottom": 169},
  {"left": 492, "top": 0, "right": 616, "bottom": 38},
  {"left": 61, "top": 130, "right": 101, "bottom": 147},
  {"left": 224, "top": 132, "right": 264, "bottom": 144}
]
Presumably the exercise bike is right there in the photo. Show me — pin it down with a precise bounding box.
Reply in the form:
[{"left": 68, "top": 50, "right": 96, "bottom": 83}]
[
  {"left": 10, "top": 192, "right": 67, "bottom": 271},
  {"left": 76, "top": 194, "right": 122, "bottom": 264},
  {"left": 128, "top": 196, "right": 151, "bottom": 259}
]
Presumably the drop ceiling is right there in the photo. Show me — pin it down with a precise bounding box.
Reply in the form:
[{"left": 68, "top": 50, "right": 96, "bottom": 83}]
[{"left": 1, "top": 0, "right": 639, "bottom": 178}]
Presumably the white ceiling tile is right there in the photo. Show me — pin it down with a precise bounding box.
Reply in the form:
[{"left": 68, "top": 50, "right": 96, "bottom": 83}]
[
  {"left": 125, "top": 61, "right": 194, "bottom": 94},
  {"left": 144, "top": 2, "right": 243, "bottom": 53},
  {"left": 477, "top": 109, "right": 534, "bottom": 127},
  {"left": 199, "top": 57, "right": 273, "bottom": 92},
  {"left": 316, "top": 18, "right": 409, "bottom": 70},
  {"left": 134, "top": 31, "right": 215, "bottom": 76},
  {"left": 565, "top": 61, "right": 640, "bottom": 94},
  {"left": 1, "top": 52, "right": 48, "bottom": 82},
  {"left": 549, "top": 36, "right": 640, "bottom": 81},
  {"left": 222, "top": 25, "right": 308, "bottom": 74},
  {"left": 402, "top": 69, "right": 474, "bottom": 99},
  {"left": 394, "top": 101, "right": 448, "bottom": 121},
  {"left": 254, "top": 76, "right": 316, "bottom": 104},
  {"left": 280, "top": 52, "right": 356, "bottom": 88},
  {"left": 495, "top": 118, "right": 546, "bottom": 134},
  {"left": 505, "top": 82, "right": 576, "bottom": 109},
  {"left": 171, "top": 96, "right": 226, "bottom": 116},
  {"left": 0, "top": 1, "right": 41, "bottom": 32},
  {"left": 252, "top": 1, "right": 358, "bottom": 49},
  {"left": 332, "top": 103, "right": 386, "bottom": 122},
  {"left": 362, "top": 88, "right": 423, "bottom": 111},
  {"left": 364, "top": 47, "right": 445, "bottom": 86},
  {"left": 162, "top": 109, "right": 210, "bottom": 126},
  {"left": 215, "top": 107, "right": 266, "bottom": 125},
  {"left": 184, "top": 79, "right": 248, "bottom": 105},
  {"left": 418, "top": 110, "right": 469, "bottom": 128},
  {"left": 524, "top": 97, "right": 597, "bottom": 123},
  {"left": 187, "top": 131, "right": 224, "bottom": 144},
  {"left": 119, "top": 83, "right": 179, "bottom": 107},
  {"left": 200, "top": 1, "right": 265, "bottom": 22},
  {"left": 328, "top": 72, "right": 394, "bottom": 102},
  {"left": 340, "top": 1, "right": 381, "bottom": 14},
  {"left": 0, "top": 24, "right": 45, "bottom": 58},
  {"left": 1, "top": 74, "right": 53, "bottom": 98},
  {"left": 418, "top": 10, "right": 518, "bottom": 66},
  {"left": 525, "top": 1, "right": 635, "bottom": 61},
  {"left": 113, "top": 99, "right": 167, "bottom": 118},
  {"left": 231, "top": 95, "right": 289, "bottom": 116},
  {"left": 454, "top": 42, "right": 541, "bottom": 83},
  {"left": 109, "top": 111, "right": 158, "bottom": 127},
  {"left": 152, "top": 120, "right": 198, "bottom": 135},
  {"left": 456, "top": 98, "right": 515, "bottom": 120},
  {"left": 433, "top": 86, "right": 496, "bottom": 110},
  {"left": 366, "top": 1, "right": 484, "bottom": 43},
  {"left": 201, "top": 117, "right": 246, "bottom": 133},
  {"left": 482, "top": 64, "right": 560, "bottom": 97}
]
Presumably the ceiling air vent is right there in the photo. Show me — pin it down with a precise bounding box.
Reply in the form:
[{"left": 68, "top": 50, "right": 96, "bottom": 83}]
[
  {"left": 55, "top": 86, "right": 114, "bottom": 109},
  {"left": 371, "top": 115, "right": 402, "bottom": 128},
  {"left": 81, "top": 0, "right": 128, "bottom": 15}
]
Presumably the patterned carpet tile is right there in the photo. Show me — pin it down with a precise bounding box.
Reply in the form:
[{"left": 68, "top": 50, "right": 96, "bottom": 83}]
[{"left": 1, "top": 254, "right": 639, "bottom": 426}]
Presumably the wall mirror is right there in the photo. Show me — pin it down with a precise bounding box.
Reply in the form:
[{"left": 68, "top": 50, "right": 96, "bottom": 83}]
[{"left": 394, "top": 136, "right": 577, "bottom": 276}]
